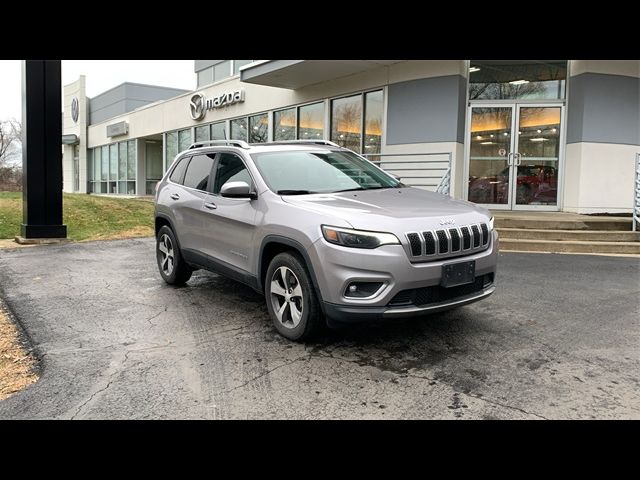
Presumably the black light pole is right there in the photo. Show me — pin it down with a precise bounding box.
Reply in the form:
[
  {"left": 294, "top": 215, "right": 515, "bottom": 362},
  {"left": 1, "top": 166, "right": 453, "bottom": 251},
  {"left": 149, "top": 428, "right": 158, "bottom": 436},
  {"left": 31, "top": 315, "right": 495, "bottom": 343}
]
[{"left": 19, "top": 60, "right": 67, "bottom": 241}]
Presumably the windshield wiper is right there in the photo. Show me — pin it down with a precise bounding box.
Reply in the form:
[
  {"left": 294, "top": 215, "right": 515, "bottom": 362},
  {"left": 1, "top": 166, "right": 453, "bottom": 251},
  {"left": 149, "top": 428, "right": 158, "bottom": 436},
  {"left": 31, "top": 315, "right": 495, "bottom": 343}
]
[
  {"left": 332, "top": 185, "right": 400, "bottom": 193},
  {"left": 277, "top": 189, "right": 317, "bottom": 195}
]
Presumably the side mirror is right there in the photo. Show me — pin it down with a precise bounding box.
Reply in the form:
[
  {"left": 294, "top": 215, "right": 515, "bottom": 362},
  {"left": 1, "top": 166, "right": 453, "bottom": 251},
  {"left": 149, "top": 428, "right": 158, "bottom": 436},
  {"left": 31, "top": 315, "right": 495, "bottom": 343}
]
[{"left": 220, "top": 181, "right": 256, "bottom": 199}]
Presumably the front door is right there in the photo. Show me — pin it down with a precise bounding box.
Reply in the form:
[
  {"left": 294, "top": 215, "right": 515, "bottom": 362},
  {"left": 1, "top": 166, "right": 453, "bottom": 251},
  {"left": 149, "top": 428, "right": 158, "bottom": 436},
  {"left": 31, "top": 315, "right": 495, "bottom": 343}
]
[{"left": 466, "top": 103, "right": 563, "bottom": 210}]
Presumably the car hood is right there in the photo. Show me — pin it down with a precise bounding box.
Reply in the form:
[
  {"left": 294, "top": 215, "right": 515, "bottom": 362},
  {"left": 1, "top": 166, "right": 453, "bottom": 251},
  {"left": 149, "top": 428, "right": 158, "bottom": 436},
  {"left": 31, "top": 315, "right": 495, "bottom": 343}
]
[{"left": 281, "top": 187, "right": 491, "bottom": 231}]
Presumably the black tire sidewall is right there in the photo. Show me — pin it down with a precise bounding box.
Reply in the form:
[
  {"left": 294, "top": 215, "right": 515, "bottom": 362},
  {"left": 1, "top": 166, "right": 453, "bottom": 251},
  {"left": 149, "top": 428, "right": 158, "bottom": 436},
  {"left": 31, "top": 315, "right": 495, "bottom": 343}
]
[
  {"left": 156, "top": 225, "right": 190, "bottom": 285},
  {"left": 265, "top": 252, "right": 321, "bottom": 341}
]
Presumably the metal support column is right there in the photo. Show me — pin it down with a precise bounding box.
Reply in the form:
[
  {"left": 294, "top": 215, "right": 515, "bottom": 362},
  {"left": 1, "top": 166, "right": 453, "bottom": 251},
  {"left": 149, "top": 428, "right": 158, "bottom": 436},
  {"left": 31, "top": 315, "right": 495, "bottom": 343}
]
[{"left": 20, "top": 60, "right": 67, "bottom": 239}]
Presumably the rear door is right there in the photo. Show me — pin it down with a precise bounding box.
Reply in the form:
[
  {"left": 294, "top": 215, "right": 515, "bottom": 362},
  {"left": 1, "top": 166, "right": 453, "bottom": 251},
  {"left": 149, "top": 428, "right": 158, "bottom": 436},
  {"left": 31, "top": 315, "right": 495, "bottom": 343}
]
[{"left": 199, "top": 151, "right": 258, "bottom": 273}]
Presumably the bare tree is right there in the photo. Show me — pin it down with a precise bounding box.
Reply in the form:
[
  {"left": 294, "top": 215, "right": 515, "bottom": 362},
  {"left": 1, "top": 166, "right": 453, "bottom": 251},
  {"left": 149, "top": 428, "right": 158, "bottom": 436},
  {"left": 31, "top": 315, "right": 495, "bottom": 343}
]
[{"left": 0, "top": 119, "right": 22, "bottom": 166}]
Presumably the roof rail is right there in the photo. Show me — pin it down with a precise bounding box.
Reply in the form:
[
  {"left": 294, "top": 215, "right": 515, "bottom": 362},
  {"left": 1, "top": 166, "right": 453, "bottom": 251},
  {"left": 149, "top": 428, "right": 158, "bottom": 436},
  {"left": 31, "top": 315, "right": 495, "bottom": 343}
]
[
  {"left": 188, "top": 140, "right": 250, "bottom": 150},
  {"left": 260, "top": 140, "right": 341, "bottom": 147}
]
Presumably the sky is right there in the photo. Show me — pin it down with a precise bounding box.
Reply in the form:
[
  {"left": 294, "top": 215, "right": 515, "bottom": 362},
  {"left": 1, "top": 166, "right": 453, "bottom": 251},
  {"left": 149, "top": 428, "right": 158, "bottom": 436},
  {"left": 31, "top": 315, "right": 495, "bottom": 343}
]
[{"left": 0, "top": 60, "right": 195, "bottom": 123}]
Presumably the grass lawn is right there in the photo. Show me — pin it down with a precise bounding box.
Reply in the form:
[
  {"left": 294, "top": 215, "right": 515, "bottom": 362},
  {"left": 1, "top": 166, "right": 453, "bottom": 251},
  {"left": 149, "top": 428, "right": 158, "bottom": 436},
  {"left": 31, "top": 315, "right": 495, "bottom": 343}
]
[{"left": 0, "top": 192, "right": 154, "bottom": 241}]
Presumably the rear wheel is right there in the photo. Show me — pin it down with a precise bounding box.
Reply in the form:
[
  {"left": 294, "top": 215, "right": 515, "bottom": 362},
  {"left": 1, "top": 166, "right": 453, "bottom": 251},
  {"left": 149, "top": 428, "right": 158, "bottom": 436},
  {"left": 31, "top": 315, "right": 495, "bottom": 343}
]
[
  {"left": 156, "top": 225, "right": 192, "bottom": 285},
  {"left": 265, "top": 252, "right": 324, "bottom": 341}
]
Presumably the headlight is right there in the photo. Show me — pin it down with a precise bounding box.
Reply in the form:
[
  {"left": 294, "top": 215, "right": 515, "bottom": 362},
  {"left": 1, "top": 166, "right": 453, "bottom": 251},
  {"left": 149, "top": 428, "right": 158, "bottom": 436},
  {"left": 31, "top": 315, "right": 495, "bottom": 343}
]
[
  {"left": 321, "top": 225, "right": 400, "bottom": 249},
  {"left": 489, "top": 216, "right": 495, "bottom": 230}
]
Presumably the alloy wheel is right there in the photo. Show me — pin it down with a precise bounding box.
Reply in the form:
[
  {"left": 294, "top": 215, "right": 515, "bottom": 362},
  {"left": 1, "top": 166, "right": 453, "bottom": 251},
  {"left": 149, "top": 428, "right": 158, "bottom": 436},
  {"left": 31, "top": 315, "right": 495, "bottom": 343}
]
[
  {"left": 270, "top": 266, "right": 304, "bottom": 329},
  {"left": 158, "top": 234, "right": 175, "bottom": 276}
]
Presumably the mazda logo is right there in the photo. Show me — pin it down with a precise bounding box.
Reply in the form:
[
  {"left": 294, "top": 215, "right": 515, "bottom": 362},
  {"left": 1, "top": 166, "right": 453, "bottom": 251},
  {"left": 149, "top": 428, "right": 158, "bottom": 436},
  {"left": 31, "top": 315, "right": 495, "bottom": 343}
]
[
  {"left": 439, "top": 218, "right": 455, "bottom": 225},
  {"left": 71, "top": 97, "right": 79, "bottom": 123},
  {"left": 189, "top": 93, "right": 205, "bottom": 121}
]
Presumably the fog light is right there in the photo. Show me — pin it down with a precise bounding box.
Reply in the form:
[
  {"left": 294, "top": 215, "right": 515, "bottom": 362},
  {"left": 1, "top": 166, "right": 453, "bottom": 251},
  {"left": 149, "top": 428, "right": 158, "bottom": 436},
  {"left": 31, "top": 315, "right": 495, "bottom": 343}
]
[{"left": 344, "top": 282, "right": 383, "bottom": 298}]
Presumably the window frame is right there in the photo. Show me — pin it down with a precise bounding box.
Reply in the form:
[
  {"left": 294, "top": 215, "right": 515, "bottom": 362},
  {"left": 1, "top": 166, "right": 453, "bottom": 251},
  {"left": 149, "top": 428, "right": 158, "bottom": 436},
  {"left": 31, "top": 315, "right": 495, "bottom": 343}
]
[{"left": 208, "top": 150, "right": 256, "bottom": 197}]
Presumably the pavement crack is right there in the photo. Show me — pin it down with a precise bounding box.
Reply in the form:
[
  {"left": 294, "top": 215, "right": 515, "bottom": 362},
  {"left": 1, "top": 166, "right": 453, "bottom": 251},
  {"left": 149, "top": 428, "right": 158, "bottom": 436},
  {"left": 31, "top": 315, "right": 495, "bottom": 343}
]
[
  {"left": 223, "top": 355, "right": 308, "bottom": 394},
  {"left": 145, "top": 306, "right": 167, "bottom": 328},
  {"left": 69, "top": 350, "right": 131, "bottom": 420}
]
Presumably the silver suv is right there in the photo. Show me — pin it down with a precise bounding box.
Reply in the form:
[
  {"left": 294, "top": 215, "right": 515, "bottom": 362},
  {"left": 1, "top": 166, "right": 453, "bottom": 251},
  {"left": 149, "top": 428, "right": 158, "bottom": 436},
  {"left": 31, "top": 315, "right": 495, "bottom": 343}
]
[{"left": 154, "top": 140, "right": 498, "bottom": 341}]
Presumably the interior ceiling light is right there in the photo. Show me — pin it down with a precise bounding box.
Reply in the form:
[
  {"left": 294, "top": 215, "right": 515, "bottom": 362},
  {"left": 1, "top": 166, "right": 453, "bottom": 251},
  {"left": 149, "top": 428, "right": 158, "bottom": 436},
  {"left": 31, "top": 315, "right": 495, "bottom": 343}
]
[
  {"left": 469, "top": 67, "right": 481, "bottom": 73},
  {"left": 530, "top": 138, "right": 548, "bottom": 142},
  {"left": 509, "top": 79, "right": 530, "bottom": 85}
]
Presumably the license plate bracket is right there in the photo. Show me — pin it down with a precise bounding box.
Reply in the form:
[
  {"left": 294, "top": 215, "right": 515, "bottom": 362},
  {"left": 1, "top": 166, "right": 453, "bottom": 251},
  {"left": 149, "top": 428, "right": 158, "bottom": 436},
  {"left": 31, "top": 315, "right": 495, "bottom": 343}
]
[{"left": 441, "top": 260, "right": 475, "bottom": 288}]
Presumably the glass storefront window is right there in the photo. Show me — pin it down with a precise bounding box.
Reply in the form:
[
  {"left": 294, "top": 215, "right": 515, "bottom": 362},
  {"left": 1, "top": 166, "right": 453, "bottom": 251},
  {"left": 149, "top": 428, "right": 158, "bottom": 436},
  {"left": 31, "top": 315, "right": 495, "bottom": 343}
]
[
  {"left": 364, "top": 90, "right": 383, "bottom": 156},
  {"left": 469, "top": 60, "right": 567, "bottom": 100},
  {"left": 195, "top": 125, "right": 210, "bottom": 142},
  {"left": 127, "top": 140, "right": 136, "bottom": 181},
  {"left": 233, "top": 60, "right": 253, "bottom": 75},
  {"left": 93, "top": 147, "right": 101, "bottom": 182},
  {"left": 230, "top": 118, "right": 248, "bottom": 141},
  {"left": 118, "top": 142, "right": 128, "bottom": 180},
  {"left": 274, "top": 108, "right": 296, "bottom": 141},
  {"left": 101, "top": 146, "right": 108, "bottom": 182},
  {"left": 178, "top": 128, "right": 192, "bottom": 152},
  {"left": 109, "top": 144, "right": 118, "bottom": 181},
  {"left": 214, "top": 61, "right": 231, "bottom": 82},
  {"left": 298, "top": 102, "right": 324, "bottom": 140},
  {"left": 211, "top": 122, "right": 226, "bottom": 140},
  {"left": 331, "top": 94, "right": 362, "bottom": 152},
  {"left": 165, "top": 131, "right": 178, "bottom": 167},
  {"left": 249, "top": 113, "right": 269, "bottom": 143}
]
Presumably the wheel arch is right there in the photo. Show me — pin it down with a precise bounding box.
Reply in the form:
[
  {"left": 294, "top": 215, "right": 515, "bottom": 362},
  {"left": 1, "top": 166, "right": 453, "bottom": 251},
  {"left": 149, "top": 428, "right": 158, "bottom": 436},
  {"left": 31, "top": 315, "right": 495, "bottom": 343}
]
[{"left": 258, "top": 235, "right": 325, "bottom": 306}]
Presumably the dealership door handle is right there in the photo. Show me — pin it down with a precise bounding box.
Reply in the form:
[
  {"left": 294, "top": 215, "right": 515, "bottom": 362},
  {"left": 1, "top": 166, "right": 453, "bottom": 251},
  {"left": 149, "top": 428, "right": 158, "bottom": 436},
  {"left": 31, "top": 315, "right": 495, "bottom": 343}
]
[
  {"left": 170, "top": 193, "right": 180, "bottom": 200},
  {"left": 203, "top": 202, "right": 217, "bottom": 210},
  {"left": 513, "top": 153, "right": 522, "bottom": 166},
  {"left": 506, "top": 152, "right": 514, "bottom": 166}
]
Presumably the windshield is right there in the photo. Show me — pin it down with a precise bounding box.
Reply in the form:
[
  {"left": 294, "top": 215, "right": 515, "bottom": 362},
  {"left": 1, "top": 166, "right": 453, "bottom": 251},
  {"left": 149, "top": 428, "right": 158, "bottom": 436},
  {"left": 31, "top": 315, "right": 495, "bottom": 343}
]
[{"left": 250, "top": 150, "right": 402, "bottom": 194}]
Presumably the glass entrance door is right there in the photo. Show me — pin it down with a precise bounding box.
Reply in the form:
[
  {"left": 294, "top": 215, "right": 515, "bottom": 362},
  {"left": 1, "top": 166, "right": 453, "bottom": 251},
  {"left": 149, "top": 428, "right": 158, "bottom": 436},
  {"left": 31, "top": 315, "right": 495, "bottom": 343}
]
[{"left": 467, "top": 103, "right": 562, "bottom": 210}]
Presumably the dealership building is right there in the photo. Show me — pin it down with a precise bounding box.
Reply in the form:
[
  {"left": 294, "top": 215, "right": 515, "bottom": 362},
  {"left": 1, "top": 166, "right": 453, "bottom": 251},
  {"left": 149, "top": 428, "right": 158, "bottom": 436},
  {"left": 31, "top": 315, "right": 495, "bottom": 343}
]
[{"left": 62, "top": 60, "right": 639, "bottom": 213}]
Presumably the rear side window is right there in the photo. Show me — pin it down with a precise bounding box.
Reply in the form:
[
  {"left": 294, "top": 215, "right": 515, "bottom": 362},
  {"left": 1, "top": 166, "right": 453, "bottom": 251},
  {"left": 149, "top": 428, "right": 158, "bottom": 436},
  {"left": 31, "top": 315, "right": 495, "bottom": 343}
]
[
  {"left": 169, "top": 157, "right": 190, "bottom": 184},
  {"left": 183, "top": 154, "right": 215, "bottom": 191}
]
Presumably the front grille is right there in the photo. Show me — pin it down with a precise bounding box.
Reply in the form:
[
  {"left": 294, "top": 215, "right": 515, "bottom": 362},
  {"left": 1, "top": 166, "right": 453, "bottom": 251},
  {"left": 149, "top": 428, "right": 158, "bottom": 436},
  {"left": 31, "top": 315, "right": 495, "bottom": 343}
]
[
  {"left": 481, "top": 224, "right": 489, "bottom": 246},
  {"left": 423, "top": 231, "right": 436, "bottom": 255},
  {"left": 405, "top": 222, "right": 490, "bottom": 261},
  {"left": 389, "top": 274, "right": 494, "bottom": 307},
  {"left": 461, "top": 226, "right": 471, "bottom": 250},
  {"left": 407, "top": 233, "right": 422, "bottom": 256},
  {"left": 436, "top": 230, "right": 448, "bottom": 254},
  {"left": 449, "top": 228, "right": 461, "bottom": 251},
  {"left": 471, "top": 225, "right": 481, "bottom": 248}
]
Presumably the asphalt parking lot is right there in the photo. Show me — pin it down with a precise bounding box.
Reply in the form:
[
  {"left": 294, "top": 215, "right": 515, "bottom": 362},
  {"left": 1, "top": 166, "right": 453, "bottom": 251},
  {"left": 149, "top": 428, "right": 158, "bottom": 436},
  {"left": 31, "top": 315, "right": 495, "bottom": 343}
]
[{"left": 0, "top": 237, "right": 638, "bottom": 419}]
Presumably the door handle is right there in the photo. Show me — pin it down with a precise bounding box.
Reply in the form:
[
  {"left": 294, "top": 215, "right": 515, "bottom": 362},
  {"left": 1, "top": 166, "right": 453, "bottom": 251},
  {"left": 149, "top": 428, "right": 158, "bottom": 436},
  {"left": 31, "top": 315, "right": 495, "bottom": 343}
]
[
  {"left": 203, "top": 202, "right": 217, "bottom": 210},
  {"left": 170, "top": 193, "right": 180, "bottom": 200},
  {"left": 514, "top": 153, "right": 522, "bottom": 166},
  {"left": 507, "top": 152, "right": 514, "bottom": 166}
]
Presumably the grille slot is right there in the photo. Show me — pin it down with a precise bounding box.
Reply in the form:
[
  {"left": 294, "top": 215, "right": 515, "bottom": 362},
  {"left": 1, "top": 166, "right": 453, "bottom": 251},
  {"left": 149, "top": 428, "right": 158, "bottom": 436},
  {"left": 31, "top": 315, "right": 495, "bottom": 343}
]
[
  {"left": 407, "top": 233, "right": 422, "bottom": 256},
  {"left": 436, "top": 230, "right": 448, "bottom": 254},
  {"left": 449, "top": 228, "right": 461, "bottom": 251},
  {"left": 471, "top": 225, "right": 481, "bottom": 248},
  {"left": 461, "top": 226, "right": 471, "bottom": 250},
  {"left": 422, "top": 231, "right": 436, "bottom": 255},
  {"left": 481, "top": 224, "right": 489, "bottom": 245}
]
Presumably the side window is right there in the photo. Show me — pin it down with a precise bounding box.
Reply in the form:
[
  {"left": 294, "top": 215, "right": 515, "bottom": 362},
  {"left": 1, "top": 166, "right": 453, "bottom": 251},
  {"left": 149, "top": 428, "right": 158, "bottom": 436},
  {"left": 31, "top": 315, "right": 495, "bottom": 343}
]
[
  {"left": 183, "top": 154, "right": 215, "bottom": 191},
  {"left": 212, "top": 153, "right": 252, "bottom": 194},
  {"left": 169, "top": 156, "right": 190, "bottom": 184}
]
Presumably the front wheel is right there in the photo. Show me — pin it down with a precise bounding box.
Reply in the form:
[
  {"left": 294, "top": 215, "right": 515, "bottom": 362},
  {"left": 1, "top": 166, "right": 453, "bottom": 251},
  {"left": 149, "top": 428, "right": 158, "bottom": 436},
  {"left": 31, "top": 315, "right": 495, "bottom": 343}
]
[
  {"left": 265, "top": 252, "right": 324, "bottom": 341},
  {"left": 156, "top": 225, "right": 193, "bottom": 285}
]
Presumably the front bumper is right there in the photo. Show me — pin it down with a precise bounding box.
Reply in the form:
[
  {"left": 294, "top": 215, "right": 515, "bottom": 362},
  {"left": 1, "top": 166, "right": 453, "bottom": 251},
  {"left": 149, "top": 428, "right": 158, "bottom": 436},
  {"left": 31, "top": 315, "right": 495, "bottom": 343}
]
[
  {"left": 322, "top": 284, "right": 495, "bottom": 323},
  {"left": 307, "top": 230, "right": 499, "bottom": 323}
]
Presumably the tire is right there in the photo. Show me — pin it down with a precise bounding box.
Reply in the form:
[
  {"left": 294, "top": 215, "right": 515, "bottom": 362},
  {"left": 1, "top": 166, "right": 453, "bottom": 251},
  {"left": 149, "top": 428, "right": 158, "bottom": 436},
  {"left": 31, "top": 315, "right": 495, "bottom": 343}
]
[
  {"left": 265, "top": 252, "right": 325, "bottom": 341},
  {"left": 156, "top": 225, "right": 193, "bottom": 285}
]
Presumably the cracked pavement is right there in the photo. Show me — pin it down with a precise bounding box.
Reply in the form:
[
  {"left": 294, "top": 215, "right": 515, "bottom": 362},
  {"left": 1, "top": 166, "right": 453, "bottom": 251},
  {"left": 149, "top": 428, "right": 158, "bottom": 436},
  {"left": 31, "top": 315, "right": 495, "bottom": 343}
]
[{"left": 0, "top": 237, "right": 639, "bottom": 419}]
